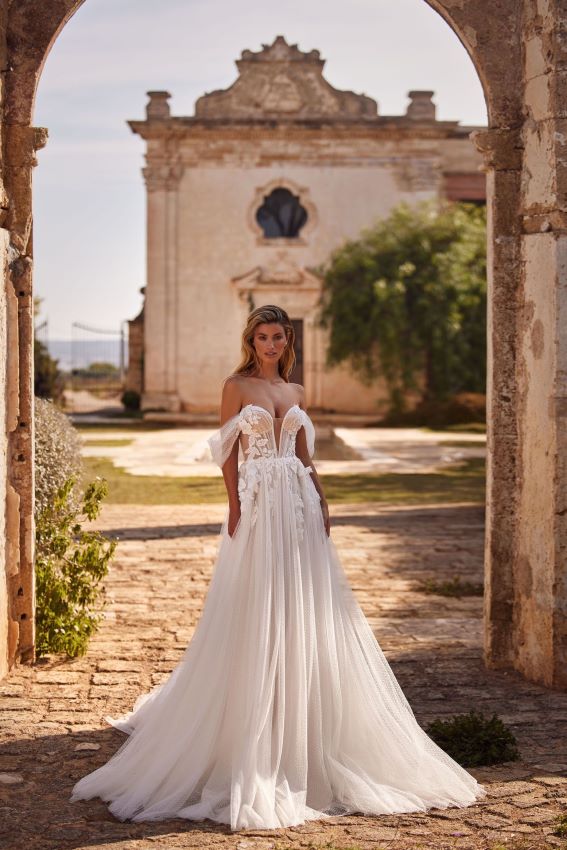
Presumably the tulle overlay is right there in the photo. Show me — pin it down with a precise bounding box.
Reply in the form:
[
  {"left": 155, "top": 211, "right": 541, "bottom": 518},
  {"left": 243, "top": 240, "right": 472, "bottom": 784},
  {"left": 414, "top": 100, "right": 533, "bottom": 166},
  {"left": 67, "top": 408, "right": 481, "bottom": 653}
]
[{"left": 70, "top": 404, "right": 487, "bottom": 830}]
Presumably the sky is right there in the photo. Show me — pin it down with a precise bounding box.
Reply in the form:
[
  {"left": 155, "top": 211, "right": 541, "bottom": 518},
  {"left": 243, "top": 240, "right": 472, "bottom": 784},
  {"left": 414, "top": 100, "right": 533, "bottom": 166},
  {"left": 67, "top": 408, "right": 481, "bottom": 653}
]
[{"left": 33, "top": 0, "right": 487, "bottom": 340}]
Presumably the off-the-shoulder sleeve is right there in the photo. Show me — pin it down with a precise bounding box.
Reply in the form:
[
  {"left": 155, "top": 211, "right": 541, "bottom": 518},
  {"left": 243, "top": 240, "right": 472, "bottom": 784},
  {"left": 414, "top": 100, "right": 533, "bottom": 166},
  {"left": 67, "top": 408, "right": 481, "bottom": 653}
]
[
  {"left": 207, "top": 411, "right": 241, "bottom": 468},
  {"left": 301, "top": 409, "right": 316, "bottom": 457}
]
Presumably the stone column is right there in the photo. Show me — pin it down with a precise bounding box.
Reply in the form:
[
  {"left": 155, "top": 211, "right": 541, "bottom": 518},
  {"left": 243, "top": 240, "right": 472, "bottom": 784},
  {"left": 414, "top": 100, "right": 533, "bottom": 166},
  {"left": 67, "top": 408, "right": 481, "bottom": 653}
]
[
  {"left": 138, "top": 91, "right": 183, "bottom": 413},
  {"left": 3, "top": 125, "right": 48, "bottom": 669},
  {"left": 141, "top": 158, "right": 184, "bottom": 412},
  {"left": 471, "top": 127, "right": 524, "bottom": 679},
  {"left": 509, "top": 0, "right": 567, "bottom": 689},
  {"left": 142, "top": 162, "right": 183, "bottom": 411},
  {"left": 473, "top": 8, "right": 567, "bottom": 685}
]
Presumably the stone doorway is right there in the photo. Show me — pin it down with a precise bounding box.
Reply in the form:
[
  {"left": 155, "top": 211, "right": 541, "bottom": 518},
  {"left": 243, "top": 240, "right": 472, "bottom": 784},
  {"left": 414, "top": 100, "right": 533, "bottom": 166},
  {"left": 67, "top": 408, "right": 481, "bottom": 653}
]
[{"left": 0, "top": 0, "right": 566, "bottom": 691}]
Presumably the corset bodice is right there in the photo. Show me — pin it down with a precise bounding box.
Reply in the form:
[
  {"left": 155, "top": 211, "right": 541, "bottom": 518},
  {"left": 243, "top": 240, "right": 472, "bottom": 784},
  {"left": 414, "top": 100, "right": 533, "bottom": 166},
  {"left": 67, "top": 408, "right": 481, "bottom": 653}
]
[
  {"left": 239, "top": 403, "right": 307, "bottom": 462},
  {"left": 207, "top": 402, "right": 316, "bottom": 472}
]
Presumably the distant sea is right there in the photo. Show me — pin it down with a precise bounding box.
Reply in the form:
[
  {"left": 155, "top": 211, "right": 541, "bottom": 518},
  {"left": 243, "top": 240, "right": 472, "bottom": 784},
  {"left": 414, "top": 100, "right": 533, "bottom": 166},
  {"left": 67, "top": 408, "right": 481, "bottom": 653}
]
[{"left": 43, "top": 339, "right": 128, "bottom": 372}]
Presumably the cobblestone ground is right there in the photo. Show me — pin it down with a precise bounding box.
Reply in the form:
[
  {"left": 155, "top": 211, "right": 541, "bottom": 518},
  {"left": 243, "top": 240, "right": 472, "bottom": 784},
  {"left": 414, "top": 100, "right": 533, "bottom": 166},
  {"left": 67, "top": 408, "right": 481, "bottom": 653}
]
[{"left": 1, "top": 502, "right": 567, "bottom": 850}]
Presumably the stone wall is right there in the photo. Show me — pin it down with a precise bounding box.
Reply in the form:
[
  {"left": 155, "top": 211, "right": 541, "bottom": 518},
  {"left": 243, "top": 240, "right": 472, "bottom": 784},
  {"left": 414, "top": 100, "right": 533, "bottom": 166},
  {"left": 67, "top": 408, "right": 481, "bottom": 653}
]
[
  {"left": 0, "top": 0, "right": 79, "bottom": 678},
  {"left": 124, "top": 302, "right": 144, "bottom": 397},
  {"left": 515, "top": 0, "right": 567, "bottom": 686},
  {"left": 0, "top": 1, "right": 7, "bottom": 680}
]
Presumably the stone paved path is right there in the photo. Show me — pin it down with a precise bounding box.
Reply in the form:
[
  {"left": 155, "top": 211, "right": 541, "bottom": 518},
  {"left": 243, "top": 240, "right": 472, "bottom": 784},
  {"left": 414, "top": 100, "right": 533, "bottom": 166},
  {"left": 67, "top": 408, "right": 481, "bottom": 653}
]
[{"left": 1, "top": 502, "right": 566, "bottom": 850}]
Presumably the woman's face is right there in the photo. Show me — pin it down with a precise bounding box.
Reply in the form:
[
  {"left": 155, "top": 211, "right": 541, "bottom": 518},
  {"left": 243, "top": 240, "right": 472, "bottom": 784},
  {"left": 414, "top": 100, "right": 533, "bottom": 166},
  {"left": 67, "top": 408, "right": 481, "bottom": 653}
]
[{"left": 252, "top": 322, "right": 287, "bottom": 366}]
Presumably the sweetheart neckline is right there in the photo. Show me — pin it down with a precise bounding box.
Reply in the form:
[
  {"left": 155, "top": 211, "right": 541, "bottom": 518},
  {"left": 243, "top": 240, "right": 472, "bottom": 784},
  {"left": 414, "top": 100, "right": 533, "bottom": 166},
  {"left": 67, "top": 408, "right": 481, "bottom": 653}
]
[{"left": 241, "top": 403, "right": 301, "bottom": 423}]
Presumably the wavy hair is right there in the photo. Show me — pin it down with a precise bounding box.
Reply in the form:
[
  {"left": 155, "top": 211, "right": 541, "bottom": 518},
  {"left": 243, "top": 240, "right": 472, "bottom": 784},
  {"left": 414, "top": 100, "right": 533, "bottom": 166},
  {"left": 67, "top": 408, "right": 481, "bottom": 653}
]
[{"left": 232, "top": 304, "right": 296, "bottom": 382}]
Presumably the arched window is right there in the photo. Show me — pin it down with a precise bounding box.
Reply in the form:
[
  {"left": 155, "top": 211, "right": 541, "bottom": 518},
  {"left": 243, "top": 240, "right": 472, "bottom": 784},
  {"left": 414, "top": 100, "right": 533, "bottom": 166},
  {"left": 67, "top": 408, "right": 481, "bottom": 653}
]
[{"left": 255, "top": 187, "right": 308, "bottom": 238}]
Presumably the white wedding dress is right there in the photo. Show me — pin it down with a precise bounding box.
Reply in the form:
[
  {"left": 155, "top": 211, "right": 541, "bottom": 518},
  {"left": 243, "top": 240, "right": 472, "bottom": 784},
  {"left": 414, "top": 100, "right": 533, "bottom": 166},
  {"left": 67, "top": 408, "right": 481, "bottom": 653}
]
[{"left": 70, "top": 403, "right": 487, "bottom": 830}]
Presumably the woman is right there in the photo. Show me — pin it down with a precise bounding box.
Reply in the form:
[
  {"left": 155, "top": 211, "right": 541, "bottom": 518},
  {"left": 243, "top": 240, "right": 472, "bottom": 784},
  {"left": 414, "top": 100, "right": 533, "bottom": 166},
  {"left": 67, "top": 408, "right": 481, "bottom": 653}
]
[{"left": 70, "top": 304, "right": 487, "bottom": 830}]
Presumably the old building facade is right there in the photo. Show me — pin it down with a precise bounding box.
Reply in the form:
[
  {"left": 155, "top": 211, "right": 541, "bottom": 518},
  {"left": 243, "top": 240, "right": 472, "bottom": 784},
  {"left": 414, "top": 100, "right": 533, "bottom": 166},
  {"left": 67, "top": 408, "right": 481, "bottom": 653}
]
[{"left": 128, "top": 36, "right": 486, "bottom": 415}]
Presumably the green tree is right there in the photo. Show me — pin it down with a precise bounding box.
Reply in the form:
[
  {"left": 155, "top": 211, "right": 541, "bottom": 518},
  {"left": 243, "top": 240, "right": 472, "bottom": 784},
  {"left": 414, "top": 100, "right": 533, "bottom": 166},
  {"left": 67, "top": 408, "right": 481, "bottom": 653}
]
[
  {"left": 317, "top": 201, "right": 487, "bottom": 414},
  {"left": 34, "top": 336, "right": 65, "bottom": 402},
  {"left": 85, "top": 361, "right": 118, "bottom": 375},
  {"left": 33, "top": 296, "right": 65, "bottom": 403}
]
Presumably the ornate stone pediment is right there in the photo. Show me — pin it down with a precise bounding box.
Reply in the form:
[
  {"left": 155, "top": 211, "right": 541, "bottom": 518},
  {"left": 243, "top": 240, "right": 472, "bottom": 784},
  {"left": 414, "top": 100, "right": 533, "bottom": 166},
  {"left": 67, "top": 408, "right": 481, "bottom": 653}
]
[
  {"left": 194, "top": 35, "right": 378, "bottom": 121},
  {"left": 232, "top": 251, "right": 322, "bottom": 294}
]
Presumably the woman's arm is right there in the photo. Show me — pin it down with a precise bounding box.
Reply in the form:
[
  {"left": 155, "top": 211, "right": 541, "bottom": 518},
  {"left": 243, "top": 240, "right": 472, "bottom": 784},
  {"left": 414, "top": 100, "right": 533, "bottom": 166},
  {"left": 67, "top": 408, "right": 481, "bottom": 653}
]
[
  {"left": 295, "top": 387, "right": 330, "bottom": 536},
  {"left": 219, "top": 377, "right": 242, "bottom": 536}
]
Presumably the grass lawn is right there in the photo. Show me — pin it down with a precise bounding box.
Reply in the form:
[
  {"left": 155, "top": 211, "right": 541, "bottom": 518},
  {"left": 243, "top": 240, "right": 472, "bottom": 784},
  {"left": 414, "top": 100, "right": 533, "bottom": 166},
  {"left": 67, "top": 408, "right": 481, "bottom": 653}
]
[
  {"left": 81, "top": 438, "right": 134, "bottom": 447},
  {"left": 320, "top": 460, "right": 484, "bottom": 504},
  {"left": 82, "top": 457, "right": 485, "bottom": 506},
  {"left": 75, "top": 422, "right": 178, "bottom": 432},
  {"left": 438, "top": 439, "right": 485, "bottom": 448}
]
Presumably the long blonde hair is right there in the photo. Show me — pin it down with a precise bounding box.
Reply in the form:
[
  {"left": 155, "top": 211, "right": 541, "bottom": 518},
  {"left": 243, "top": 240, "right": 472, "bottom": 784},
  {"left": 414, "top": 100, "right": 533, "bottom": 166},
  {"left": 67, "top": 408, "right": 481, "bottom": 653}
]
[{"left": 233, "top": 304, "right": 296, "bottom": 381}]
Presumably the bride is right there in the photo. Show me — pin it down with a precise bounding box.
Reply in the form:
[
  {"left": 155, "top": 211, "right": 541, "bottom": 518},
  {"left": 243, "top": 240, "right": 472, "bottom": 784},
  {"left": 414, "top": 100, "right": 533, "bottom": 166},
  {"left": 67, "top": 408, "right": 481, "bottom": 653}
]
[{"left": 70, "top": 303, "right": 487, "bottom": 830}]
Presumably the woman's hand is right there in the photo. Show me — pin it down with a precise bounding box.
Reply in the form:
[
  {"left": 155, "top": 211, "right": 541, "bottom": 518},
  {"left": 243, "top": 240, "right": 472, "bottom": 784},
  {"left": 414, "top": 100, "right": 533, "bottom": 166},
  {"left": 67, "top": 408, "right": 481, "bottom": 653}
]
[
  {"left": 321, "top": 499, "right": 330, "bottom": 536},
  {"left": 228, "top": 505, "right": 241, "bottom": 538}
]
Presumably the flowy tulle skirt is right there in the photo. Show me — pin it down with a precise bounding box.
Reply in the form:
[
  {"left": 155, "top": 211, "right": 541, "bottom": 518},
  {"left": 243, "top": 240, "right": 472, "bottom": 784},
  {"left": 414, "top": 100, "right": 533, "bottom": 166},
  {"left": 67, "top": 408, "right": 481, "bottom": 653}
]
[{"left": 70, "top": 456, "right": 487, "bottom": 830}]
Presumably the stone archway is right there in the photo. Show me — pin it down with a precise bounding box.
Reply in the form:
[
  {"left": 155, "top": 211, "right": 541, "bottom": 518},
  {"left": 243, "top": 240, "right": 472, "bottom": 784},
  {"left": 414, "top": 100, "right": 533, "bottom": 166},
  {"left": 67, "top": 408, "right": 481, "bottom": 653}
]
[{"left": 1, "top": 0, "right": 565, "bottom": 690}]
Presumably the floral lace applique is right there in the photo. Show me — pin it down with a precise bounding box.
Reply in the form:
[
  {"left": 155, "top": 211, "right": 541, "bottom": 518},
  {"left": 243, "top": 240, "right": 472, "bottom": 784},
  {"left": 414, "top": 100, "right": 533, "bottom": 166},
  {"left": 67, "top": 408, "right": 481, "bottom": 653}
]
[
  {"left": 235, "top": 405, "right": 321, "bottom": 539},
  {"left": 238, "top": 463, "right": 261, "bottom": 526},
  {"left": 240, "top": 408, "right": 277, "bottom": 461}
]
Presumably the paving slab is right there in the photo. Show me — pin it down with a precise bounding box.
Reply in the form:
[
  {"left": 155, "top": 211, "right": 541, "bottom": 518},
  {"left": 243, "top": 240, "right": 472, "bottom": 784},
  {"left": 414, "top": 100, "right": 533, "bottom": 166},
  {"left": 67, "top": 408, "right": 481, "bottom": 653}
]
[{"left": 1, "top": 502, "right": 565, "bottom": 850}]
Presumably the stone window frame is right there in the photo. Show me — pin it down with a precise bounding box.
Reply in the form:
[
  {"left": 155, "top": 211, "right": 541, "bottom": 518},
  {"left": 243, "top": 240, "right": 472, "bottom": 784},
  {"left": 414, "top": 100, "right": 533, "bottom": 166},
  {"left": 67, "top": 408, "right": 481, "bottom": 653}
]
[{"left": 248, "top": 178, "right": 318, "bottom": 246}]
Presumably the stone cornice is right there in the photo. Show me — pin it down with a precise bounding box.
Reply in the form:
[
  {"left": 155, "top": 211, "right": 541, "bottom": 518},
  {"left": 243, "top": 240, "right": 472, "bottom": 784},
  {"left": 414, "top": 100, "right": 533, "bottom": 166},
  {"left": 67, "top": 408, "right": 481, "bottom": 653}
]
[
  {"left": 129, "top": 117, "right": 483, "bottom": 143},
  {"left": 138, "top": 135, "right": 461, "bottom": 174},
  {"left": 4, "top": 125, "right": 49, "bottom": 166}
]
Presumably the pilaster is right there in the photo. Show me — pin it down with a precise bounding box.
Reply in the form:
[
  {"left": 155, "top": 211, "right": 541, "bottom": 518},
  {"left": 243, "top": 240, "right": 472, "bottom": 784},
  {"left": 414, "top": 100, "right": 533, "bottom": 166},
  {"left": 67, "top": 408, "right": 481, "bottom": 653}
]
[{"left": 141, "top": 158, "right": 183, "bottom": 412}]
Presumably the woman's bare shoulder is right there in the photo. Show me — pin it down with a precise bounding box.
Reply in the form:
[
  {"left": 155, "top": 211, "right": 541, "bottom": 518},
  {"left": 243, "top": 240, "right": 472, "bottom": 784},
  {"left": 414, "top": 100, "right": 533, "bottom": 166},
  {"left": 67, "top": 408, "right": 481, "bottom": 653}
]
[
  {"left": 223, "top": 373, "right": 245, "bottom": 387},
  {"left": 220, "top": 375, "right": 248, "bottom": 422},
  {"left": 289, "top": 382, "right": 305, "bottom": 406},
  {"left": 220, "top": 374, "right": 246, "bottom": 406},
  {"left": 223, "top": 373, "right": 257, "bottom": 395}
]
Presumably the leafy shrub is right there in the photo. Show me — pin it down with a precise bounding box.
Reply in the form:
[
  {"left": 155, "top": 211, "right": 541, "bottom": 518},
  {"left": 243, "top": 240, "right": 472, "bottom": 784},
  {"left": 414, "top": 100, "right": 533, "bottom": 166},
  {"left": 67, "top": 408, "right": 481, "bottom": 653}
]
[
  {"left": 35, "top": 473, "right": 117, "bottom": 658},
  {"left": 445, "top": 422, "right": 486, "bottom": 434},
  {"left": 34, "top": 396, "right": 83, "bottom": 515},
  {"left": 552, "top": 813, "right": 567, "bottom": 837},
  {"left": 121, "top": 389, "right": 141, "bottom": 411},
  {"left": 34, "top": 398, "right": 116, "bottom": 658},
  {"left": 426, "top": 710, "right": 520, "bottom": 767},
  {"left": 34, "top": 336, "right": 65, "bottom": 404},
  {"left": 381, "top": 392, "right": 486, "bottom": 428}
]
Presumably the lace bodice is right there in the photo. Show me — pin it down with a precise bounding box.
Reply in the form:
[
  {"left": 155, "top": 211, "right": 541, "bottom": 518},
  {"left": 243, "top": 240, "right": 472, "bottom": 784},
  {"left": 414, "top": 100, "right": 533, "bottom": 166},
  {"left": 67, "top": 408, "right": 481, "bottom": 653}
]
[
  {"left": 208, "top": 404, "right": 315, "bottom": 468},
  {"left": 207, "top": 404, "right": 319, "bottom": 537}
]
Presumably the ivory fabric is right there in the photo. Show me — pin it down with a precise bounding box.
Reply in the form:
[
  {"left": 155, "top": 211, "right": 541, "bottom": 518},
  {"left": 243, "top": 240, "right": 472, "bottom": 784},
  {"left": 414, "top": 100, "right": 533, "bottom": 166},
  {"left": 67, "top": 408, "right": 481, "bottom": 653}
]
[{"left": 70, "top": 403, "right": 487, "bottom": 830}]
